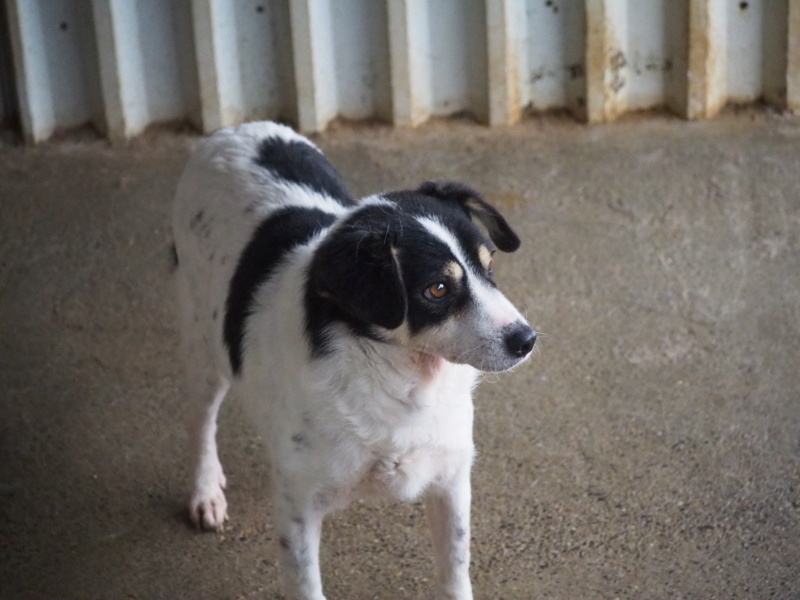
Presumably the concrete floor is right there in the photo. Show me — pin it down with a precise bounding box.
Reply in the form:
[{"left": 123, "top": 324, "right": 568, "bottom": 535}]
[{"left": 1, "top": 113, "right": 799, "bottom": 599}]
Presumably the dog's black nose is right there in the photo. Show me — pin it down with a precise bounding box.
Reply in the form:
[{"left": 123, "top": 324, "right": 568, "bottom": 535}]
[{"left": 505, "top": 324, "right": 536, "bottom": 358}]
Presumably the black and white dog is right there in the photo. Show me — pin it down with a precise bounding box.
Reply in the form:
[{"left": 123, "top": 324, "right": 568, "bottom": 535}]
[{"left": 173, "top": 122, "right": 536, "bottom": 600}]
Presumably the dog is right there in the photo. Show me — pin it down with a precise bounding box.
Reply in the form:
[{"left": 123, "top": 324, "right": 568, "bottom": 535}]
[{"left": 172, "top": 121, "right": 536, "bottom": 600}]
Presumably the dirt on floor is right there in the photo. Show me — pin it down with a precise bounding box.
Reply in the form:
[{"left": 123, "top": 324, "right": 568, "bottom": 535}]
[{"left": 1, "top": 113, "right": 799, "bottom": 599}]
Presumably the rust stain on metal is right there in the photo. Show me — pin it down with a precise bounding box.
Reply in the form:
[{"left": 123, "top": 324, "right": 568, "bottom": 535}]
[
  {"left": 788, "top": 0, "right": 800, "bottom": 113},
  {"left": 608, "top": 49, "right": 627, "bottom": 93},
  {"left": 585, "top": 0, "right": 627, "bottom": 123},
  {"left": 687, "top": 0, "right": 725, "bottom": 120},
  {"left": 602, "top": 24, "right": 627, "bottom": 122},
  {"left": 506, "top": 43, "right": 522, "bottom": 125},
  {"left": 585, "top": 0, "right": 608, "bottom": 123},
  {"left": 487, "top": 3, "right": 521, "bottom": 126}
]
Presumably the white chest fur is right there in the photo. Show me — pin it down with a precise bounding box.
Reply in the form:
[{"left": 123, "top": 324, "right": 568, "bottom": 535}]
[{"left": 306, "top": 337, "right": 479, "bottom": 502}]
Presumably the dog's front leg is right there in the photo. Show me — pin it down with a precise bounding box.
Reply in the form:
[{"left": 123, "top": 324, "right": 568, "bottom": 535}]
[
  {"left": 273, "top": 488, "right": 327, "bottom": 600},
  {"left": 425, "top": 464, "right": 473, "bottom": 600}
]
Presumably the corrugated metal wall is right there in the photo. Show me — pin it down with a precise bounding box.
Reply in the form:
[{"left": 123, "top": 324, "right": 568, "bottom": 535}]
[{"left": 2, "top": 0, "right": 798, "bottom": 143}]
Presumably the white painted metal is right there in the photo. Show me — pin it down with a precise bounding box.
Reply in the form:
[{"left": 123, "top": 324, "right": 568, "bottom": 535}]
[
  {"left": 290, "top": 0, "right": 337, "bottom": 132},
  {"left": 2, "top": 0, "right": 798, "bottom": 142},
  {"left": 585, "top": 0, "right": 616, "bottom": 123},
  {"left": 727, "top": 0, "right": 787, "bottom": 104},
  {"left": 331, "top": 0, "right": 391, "bottom": 121},
  {"left": 93, "top": 0, "right": 198, "bottom": 139},
  {"left": 427, "top": 0, "right": 488, "bottom": 120},
  {"left": 7, "top": 0, "right": 101, "bottom": 142},
  {"left": 790, "top": 0, "right": 800, "bottom": 113},
  {"left": 524, "top": 0, "right": 586, "bottom": 117},
  {"left": 486, "top": 0, "right": 524, "bottom": 126},
  {"left": 191, "top": 0, "right": 240, "bottom": 133},
  {"left": 388, "top": 0, "right": 431, "bottom": 126},
  {"left": 231, "top": 1, "right": 295, "bottom": 125},
  {"left": 191, "top": 0, "right": 295, "bottom": 133},
  {"left": 586, "top": 0, "right": 692, "bottom": 123},
  {"left": 625, "top": 1, "right": 688, "bottom": 114},
  {"left": 0, "top": 4, "right": 9, "bottom": 126},
  {"left": 92, "top": 0, "right": 139, "bottom": 139},
  {"left": 687, "top": 0, "right": 726, "bottom": 119}
]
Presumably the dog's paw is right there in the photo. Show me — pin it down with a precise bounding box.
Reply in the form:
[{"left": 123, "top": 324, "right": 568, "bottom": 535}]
[{"left": 189, "top": 470, "right": 228, "bottom": 531}]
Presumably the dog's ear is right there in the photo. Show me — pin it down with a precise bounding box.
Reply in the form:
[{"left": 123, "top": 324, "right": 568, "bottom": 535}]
[
  {"left": 417, "top": 181, "right": 521, "bottom": 252},
  {"left": 309, "top": 223, "right": 406, "bottom": 329}
]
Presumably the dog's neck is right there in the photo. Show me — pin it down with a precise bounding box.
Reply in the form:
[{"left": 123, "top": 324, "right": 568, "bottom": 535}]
[
  {"left": 309, "top": 325, "right": 477, "bottom": 448},
  {"left": 319, "top": 327, "right": 453, "bottom": 406},
  {"left": 356, "top": 335, "right": 447, "bottom": 391},
  {"left": 411, "top": 350, "right": 445, "bottom": 382}
]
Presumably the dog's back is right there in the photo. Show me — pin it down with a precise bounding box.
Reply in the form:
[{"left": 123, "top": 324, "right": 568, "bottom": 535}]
[{"left": 173, "top": 122, "right": 353, "bottom": 379}]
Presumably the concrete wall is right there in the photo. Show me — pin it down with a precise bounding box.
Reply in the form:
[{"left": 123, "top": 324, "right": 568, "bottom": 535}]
[{"left": 2, "top": 0, "right": 799, "bottom": 142}]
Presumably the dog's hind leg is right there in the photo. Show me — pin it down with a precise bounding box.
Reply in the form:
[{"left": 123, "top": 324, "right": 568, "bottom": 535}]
[
  {"left": 187, "top": 374, "right": 230, "bottom": 530},
  {"left": 176, "top": 269, "right": 231, "bottom": 530}
]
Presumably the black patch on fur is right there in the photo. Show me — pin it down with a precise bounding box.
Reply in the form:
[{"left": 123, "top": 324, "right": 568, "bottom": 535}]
[
  {"left": 190, "top": 210, "right": 204, "bottom": 229},
  {"left": 224, "top": 207, "right": 336, "bottom": 375},
  {"left": 291, "top": 432, "right": 310, "bottom": 450},
  {"left": 302, "top": 185, "right": 515, "bottom": 357},
  {"left": 416, "top": 181, "right": 521, "bottom": 252},
  {"left": 254, "top": 136, "right": 356, "bottom": 206},
  {"left": 190, "top": 210, "right": 214, "bottom": 240},
  {"left": 304, "top": 290, "right": 384, "bottom": 358},
  {"left": 305, "top": 202, "right": 481, "bottom": 355},
  {"left": 388, "top": 215, "right": 474, "bottom": 335},
  {"left": 305, "top": 205, "right": 406, "bottom": 356},
  {"left": 382, "top": 189, "right": 499, "bottom": 287}
]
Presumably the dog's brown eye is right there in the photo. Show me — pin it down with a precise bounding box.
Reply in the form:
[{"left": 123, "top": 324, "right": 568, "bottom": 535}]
[{"left": 425, "top": 282, "right": 449, "bottom": 300}]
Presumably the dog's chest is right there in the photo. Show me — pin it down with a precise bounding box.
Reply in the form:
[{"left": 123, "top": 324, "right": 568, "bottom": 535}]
[
  {"left": 359, "top": 444, "right": 456, "bottom": 501},
  {"left": 316, "top": 358, "right": 477, "bottom": 502}
]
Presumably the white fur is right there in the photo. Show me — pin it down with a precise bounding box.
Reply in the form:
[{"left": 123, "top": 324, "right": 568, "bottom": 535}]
[{"left": 173, "top": 122, "right": 532, "bottom": 600}]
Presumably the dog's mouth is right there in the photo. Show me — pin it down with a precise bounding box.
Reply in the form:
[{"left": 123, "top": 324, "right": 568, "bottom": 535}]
[{"left": 443, "top": 343, "right": 534, "bottom": 373}]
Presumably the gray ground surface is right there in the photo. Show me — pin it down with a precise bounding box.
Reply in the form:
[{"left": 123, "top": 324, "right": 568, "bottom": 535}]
[{"left": 1, "top": 114, "right": 799, "bottom": 600}]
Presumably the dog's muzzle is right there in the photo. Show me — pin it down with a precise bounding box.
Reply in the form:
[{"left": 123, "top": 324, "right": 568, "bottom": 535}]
[{"left": 504, "top": 322, "right": 537, "bottom": 358}]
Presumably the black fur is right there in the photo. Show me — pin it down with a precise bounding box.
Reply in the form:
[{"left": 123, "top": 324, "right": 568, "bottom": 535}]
[
  {"left": 303, "top": 185, "right": 517, "bottom": 358},
  {"left": 382, "top": 189, "right": 501, "bottom": 282},
  {"left": 308, "top": 210, "right": 406, "bottom": 328},
  {"left": 304, "top": 286, "right": 385, "bottom": 358},
  {"left": 254, "top": 137, "right": 356, "bottom": 207},
  {"left": 225, "top": 207, "right": 337, "bottom": 374},
  {"left": 416, "top": 181, "right": 520, "bottom": 252},
  {"left": 394, "top": 223, "right": 474, "bottom": 335},
  {"left": 305, "top": 206, "right": 405, "bottom": 357},
  {"left": 304, "top": 201, "right": 481, "bottom": 356}
]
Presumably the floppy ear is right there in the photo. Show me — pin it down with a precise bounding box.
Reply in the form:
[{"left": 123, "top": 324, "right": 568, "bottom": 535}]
[
  {"left": 417, "top": 180, "right": 521, "bottom": 252},
  {"left": 308, "top": 224, "right": 406, "bottom": 329}
]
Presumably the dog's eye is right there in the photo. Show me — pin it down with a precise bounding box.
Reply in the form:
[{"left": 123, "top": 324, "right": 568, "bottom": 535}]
[
  {"left": 424, "top": 282, "right": 449, "bottom": 300},
  {"left": 487, "top": 258, "right": 495, "bottom": 278}
]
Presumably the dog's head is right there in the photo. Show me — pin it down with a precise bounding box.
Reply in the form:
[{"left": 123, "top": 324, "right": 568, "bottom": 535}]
[{"left": 308, "top": 181, "right": 535, "bottom": 372}]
